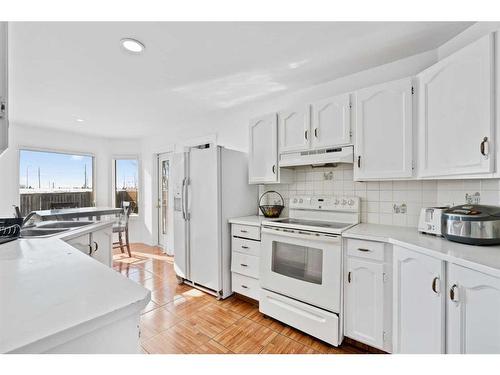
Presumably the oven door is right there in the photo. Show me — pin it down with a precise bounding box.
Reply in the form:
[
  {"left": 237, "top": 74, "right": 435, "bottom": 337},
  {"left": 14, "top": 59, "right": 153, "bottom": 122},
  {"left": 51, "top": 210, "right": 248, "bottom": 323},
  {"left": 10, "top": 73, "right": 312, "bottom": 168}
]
[{"left": 260, "top": 226, "right": 342, "bottom": 313}]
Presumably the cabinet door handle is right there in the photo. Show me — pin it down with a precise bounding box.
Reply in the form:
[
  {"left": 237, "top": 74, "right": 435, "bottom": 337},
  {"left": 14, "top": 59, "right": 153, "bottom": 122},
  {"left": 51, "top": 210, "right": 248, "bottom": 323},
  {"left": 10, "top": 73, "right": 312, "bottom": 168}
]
[
  {"left": 357, "top": 155, "right": 361, "bottom": 168},
  {"left": 347, "top": 271, "right": 352, "bottom": 283},
  {"left": 241, "top": 285, "right": 248, "bottom": 289},
  {"left": 241, "top": 245, "right": 249, "bottom": 249},
  {"left": 432, "top": 276, "right": 440, "bottom": 294},
  {"left": 88, "top": 244, "right": 93, "bottom": 256},
  {"left": 480, "top": 136, "right": 489, "bottom": 157},
  {"left": 272, "top": 165, "right": 276, "bottom": 174},
  {"left": 304, "top": 129, "right": 308, "bottom": 140},
  {"left": 314, "top": 128, "right": 318, "bottom": 138},
  {"left": 449, "top": 284, "right": 459, "bottom": 302},
  {"left": 240, "top": 229, "right": 248, "bottom": 233},
  {"left": 240, "top": 263, "right": 248, "bottom": 267},
  {"left": 93, "top": 241, "right": 99, "bottom": 253},
  {"left": 357, "top": 248, "right": 371, "bottom": 252}
]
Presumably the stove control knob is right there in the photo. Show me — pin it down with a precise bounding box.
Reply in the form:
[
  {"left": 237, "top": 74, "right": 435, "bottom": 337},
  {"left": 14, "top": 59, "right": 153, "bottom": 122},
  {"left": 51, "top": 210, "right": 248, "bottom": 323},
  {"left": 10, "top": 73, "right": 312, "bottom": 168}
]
[
  {"left": 334, "top": 199, "right": 340, "bottom": 205},
  {"left": 348, "top": 199, "right": 354, "bottom": 206},
  {"left": 299, "top": 198, "right": 303, "bottom": 204},
  {"left": 293, "top": 198, "right": 298, "bottom": 204},
  {"left": 341, "top": 199, "right": 347, "bottom": 205}
]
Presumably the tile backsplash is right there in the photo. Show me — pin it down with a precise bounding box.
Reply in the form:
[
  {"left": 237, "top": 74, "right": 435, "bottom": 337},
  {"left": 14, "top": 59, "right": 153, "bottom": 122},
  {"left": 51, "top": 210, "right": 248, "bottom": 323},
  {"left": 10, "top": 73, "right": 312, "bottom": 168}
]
[{"left": 259, "top": 165, "right": 500, "bottom": 228}]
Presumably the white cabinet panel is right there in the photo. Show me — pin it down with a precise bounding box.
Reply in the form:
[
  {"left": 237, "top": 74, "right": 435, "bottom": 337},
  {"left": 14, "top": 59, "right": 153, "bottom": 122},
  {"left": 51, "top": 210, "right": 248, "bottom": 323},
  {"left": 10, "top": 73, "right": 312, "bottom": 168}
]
[
  {"left": 248, "top": 113, "right": 278, "bottom": 184},
  {"left": 278, "top": 106, "right": 310, "bottom": 153},
  {"left": 354, "top": 77, "right": 413, "bottom": 180},
  {"left": 345, "top": 257, "right": 385, "bottom": 349},
  {"left": 393, "top": 246, "right": 445, "bottom": 353},
  {"left": 447, "top": 264, "right": 500, "bottom": 354},
  {"left": 418, "top": 34, "right": 494, "bottom": 177},
  {"left": 91, "top": 226, "right": 112, "bottom": 267},
  {"left": 0, "top": 22, "right": 8, "bottom": 156},
  {"left": 311, "top": 93, "right": 351, "bottom": 148}
]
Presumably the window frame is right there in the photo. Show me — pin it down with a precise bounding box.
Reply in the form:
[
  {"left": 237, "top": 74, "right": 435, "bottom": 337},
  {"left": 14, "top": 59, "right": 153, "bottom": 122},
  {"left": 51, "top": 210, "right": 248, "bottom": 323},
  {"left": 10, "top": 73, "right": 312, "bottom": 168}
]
[
  {"left": 17, "top": 146, "right": 96, "bottom": 210},
  {"left": 111, "top": 154, "right": 141, "bottom": 218}
]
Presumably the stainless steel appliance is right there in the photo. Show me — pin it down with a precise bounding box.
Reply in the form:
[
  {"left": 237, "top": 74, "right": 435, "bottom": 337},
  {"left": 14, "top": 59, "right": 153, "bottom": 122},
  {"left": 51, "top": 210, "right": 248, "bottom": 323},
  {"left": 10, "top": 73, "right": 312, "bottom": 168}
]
[
  {"left": 442, "top": 204, "right": 500, "bottom": 245},
  {"left": 418, "top": 206, "right": 448, "bottom": 236},
  {"left": 260, "top": 196, "right": 360, "bottom": 346},
  {"left": 172, "top": 145, "right": 257, "bottom": 299}
]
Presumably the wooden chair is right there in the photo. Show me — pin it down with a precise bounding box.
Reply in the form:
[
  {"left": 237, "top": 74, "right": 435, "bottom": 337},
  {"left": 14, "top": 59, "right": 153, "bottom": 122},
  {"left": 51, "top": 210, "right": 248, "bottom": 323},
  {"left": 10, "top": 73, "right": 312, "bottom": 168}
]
[{"left": 113, "top": 202, "right": 132, "bottom": 257}]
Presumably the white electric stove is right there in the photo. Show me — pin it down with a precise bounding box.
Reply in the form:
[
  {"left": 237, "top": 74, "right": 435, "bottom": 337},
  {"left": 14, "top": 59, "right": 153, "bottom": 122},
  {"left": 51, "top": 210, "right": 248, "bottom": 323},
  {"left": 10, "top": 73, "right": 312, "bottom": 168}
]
[{"left": 260, "top": 195, "right": 360, "bottom": 346}]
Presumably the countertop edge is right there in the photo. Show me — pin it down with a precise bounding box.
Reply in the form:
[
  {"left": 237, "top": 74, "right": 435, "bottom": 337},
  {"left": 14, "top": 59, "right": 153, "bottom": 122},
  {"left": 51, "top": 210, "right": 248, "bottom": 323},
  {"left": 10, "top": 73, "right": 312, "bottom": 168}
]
[{"left": 343, "top": 228, "right": 500, "bottom": 278}]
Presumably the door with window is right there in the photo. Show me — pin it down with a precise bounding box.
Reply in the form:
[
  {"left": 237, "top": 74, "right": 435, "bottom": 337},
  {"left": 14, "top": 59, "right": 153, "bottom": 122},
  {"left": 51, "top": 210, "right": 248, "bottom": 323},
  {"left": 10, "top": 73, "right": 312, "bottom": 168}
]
[{"left": 158, "top": 153, "right": 173, "bottom": 255}]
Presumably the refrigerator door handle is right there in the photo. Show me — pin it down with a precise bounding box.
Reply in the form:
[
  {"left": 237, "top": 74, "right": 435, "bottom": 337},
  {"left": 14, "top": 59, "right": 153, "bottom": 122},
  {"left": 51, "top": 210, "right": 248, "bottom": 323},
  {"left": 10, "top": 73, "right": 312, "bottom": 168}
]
[
  {"left": 181, "top": 177, "right": 187, "bottom": 220},
  {"left": 184, "top": 177, "right": 190, "bottom": 221}
]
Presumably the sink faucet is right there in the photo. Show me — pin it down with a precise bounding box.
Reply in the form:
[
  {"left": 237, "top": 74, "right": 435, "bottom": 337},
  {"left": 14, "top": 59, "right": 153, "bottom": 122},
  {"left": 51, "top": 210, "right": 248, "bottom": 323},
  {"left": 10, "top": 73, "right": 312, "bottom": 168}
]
[{"left": 21, "top": 212, "right": 42, "bottom": 228}]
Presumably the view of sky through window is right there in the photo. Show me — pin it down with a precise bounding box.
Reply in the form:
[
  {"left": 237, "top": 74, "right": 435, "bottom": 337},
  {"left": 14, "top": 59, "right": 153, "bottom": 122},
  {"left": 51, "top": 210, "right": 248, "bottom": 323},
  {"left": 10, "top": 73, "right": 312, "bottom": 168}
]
[{"left": 19, "top": 150, "right": 93, "bottom": 192}]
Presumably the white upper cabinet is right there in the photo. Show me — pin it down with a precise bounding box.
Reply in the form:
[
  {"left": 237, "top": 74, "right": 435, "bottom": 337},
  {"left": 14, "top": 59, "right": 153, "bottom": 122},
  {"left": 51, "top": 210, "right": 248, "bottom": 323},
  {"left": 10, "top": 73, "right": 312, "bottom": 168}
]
[
  {"left": 278, "top": 105, "right": 311, "bottom": 153},
  {"left": 0, "top": 22, "right": 8, "bottom": 156},
  {"left": 447, "top": 264, "right": 500, "bottom": 354},
  {"left": 248, "top": 113, "right": 279, "bottom": 184},
  {"left": 418, "top": 34, "right": 494, "bottom": 177},
  {"left": 345, "top": 257, "right": 385, "bottom": 350},
  {"left": 311, "top": 93, "right": 351, "bottom": 149},
  {"left": 393, "top": 246, "right": 445, "bottom": 354},
  {"left": 354, "top": 77, "right": 413, "bottom": 180}
]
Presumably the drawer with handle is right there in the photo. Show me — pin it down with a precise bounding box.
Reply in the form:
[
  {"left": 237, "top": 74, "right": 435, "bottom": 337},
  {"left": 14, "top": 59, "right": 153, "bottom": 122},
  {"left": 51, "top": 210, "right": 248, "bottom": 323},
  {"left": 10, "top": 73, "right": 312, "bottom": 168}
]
[
  {"left": 232, "top": 224, "right": 261, "bottom": 241},
  {"left": 232, "top": 236, "right": 260, "bottom": 257},
  {"left": 232, "top": 272, "right": 260, "bottom": 300},
  {"left": 346, "top": 238, "right": 385, "bottom": 261},
  {"left": 231, "top": 251, "right": 259, "bottom": 278}
]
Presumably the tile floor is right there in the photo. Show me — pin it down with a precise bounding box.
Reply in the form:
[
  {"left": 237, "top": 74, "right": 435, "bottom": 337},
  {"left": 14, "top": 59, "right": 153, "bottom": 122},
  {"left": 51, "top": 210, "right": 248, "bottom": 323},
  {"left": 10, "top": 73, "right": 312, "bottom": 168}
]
[{"left": 113, "top": 243, "right": 375, "bottom": 354}]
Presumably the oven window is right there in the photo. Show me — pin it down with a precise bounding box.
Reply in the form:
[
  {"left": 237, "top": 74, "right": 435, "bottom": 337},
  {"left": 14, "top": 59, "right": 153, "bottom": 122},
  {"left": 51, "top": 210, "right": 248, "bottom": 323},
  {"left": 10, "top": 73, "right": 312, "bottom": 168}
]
[{"left": 271, "top": 242, "right": 323, "bottom": 284}]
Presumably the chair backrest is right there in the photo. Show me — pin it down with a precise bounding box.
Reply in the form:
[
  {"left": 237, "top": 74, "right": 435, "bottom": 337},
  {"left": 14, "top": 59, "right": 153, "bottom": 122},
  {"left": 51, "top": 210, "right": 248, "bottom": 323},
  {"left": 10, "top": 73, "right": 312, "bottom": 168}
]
[{"left": 119, "top": 201, "right": 133, "bottom": 228}]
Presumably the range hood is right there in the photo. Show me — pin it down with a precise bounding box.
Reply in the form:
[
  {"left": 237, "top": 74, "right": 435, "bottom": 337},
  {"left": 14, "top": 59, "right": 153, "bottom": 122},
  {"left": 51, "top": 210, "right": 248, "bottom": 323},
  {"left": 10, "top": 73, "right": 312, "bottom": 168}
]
[{"left": 279, "top": 145, "right": 354, "bottom": 168}]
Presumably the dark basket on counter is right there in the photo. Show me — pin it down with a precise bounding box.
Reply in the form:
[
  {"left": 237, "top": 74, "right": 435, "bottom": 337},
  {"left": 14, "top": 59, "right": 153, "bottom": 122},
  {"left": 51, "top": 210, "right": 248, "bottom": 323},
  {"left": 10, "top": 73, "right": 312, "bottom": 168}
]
[{"left": 258, "top": 190, "right": 285, "bottom": 218}]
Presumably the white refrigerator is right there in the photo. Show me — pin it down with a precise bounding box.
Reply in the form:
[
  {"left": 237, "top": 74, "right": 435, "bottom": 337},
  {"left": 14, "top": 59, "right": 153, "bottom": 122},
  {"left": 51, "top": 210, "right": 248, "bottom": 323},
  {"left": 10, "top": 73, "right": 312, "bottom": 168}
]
[{"left": 172, "top": 145, "right": 257, "bottom": 299}]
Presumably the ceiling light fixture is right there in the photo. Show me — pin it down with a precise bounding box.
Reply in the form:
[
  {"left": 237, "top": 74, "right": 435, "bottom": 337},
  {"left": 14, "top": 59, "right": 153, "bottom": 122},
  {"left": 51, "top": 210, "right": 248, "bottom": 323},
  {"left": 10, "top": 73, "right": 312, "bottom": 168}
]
[
  {"left": 75, "top": 118, "right": 84, "bottom": 123},
  {"left": 120, "top": 38, "right": 145, "bottom": 54}
]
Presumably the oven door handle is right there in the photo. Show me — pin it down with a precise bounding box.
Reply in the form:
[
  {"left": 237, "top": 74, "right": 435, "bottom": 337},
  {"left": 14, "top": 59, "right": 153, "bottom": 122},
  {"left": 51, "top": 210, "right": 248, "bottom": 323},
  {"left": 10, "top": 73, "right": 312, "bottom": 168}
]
[{"left": 261, "top": 226, "right": 340, "bottom": 243}]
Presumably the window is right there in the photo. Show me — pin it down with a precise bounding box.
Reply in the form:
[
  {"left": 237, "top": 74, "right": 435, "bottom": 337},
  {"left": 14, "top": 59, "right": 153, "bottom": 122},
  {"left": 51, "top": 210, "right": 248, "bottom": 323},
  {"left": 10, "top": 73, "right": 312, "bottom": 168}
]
[
  {"left": 19, "top": 149, "right": 94, "bottom": 216},
  {"left": 113, "top": 158, "right": 139, "bottom": 215}
]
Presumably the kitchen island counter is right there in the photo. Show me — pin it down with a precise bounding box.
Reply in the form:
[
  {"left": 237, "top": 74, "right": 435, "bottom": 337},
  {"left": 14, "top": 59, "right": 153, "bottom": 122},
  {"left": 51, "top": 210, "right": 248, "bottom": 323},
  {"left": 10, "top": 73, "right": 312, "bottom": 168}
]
[
  {"left": 0, "top": 237, "right": 150, "bottom": 353},
  {"left": 32, "top": 206, "right": 123, "bottom": 221}
]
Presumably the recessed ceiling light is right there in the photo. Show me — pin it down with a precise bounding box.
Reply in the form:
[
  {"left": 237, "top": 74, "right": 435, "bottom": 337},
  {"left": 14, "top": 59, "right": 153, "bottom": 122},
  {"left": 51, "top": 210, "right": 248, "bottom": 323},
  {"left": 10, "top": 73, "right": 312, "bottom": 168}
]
[
  {"left": 75, "top": 118, "right": 84, "bottom": 123},
  {"left": 120, "top": 38, "right": 145, "bottom": 54}
]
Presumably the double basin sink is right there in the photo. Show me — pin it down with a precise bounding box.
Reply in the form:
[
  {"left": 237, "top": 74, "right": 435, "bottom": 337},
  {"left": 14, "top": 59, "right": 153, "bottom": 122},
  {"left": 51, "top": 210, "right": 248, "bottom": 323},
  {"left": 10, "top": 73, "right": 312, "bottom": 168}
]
[{"left": 20, "top": 221, "right": 94, "bottom": 238}]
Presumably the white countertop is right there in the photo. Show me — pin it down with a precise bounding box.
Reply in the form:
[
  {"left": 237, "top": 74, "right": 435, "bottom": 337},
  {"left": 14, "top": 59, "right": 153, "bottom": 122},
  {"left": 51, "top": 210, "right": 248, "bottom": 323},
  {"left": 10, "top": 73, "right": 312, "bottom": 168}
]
[
  {"left": 344, "top": 223, "right": 500, "bottom": 278},
  {"left": 56, "top": 220, "right": 114, "bottom": 241},
  {"left": 0, "top": 235, "right": 150, "bottom": 353},
  {"left": 228, "top": 215, "right": 282, "bottom": 227}
]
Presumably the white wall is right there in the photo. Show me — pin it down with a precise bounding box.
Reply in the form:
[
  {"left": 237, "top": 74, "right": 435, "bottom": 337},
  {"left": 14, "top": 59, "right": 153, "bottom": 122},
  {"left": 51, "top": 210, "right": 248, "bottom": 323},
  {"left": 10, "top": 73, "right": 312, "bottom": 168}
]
[{"left": 0, "top": 122, "right": 144, "bottom": 241}]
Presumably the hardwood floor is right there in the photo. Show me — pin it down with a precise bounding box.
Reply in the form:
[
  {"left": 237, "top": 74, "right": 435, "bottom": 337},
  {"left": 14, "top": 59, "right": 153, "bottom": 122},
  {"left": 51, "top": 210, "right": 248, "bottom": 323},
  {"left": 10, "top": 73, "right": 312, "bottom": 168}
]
[{"left": 113, "top": 243, "right": 375, "bottom": 355}]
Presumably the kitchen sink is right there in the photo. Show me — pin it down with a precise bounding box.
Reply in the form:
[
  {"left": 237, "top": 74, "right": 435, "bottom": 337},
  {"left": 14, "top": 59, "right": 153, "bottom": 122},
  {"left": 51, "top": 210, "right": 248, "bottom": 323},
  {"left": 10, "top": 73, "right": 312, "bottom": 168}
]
[
  {"left": 37, "top": 221, "right": 94, "bottom": 229},
  {"left": 20, "top": 227, "right": 70, "bottom": 238}
]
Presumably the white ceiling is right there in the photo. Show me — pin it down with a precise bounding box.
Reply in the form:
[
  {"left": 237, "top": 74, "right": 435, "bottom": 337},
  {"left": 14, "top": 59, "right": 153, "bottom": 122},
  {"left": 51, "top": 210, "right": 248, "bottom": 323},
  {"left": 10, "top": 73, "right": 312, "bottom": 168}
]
[{"left": 9, "top": 22, "right": 472, "bottom": 139}]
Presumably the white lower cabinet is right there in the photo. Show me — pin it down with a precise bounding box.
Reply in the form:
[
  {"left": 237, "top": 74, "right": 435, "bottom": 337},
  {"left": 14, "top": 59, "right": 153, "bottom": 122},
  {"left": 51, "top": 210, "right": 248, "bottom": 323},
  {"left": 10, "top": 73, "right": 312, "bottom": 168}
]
[
  {"left": 393, "top": 246, "right": 445, "bottom": 354},
  {"left": 345, "top": 258, "right": 385, "bottom": 349},
  {"left": 231, "top": 222, "right": 261, "bottom": 300},
  {"left": 344, "top": 239, "right": 392, "bottom": 352},
  {"left": 447, "top": 263, "right": 500, "bottom": 354},
  {"left": 64, "top": 225, "right": 113, "bottom": 267}
]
